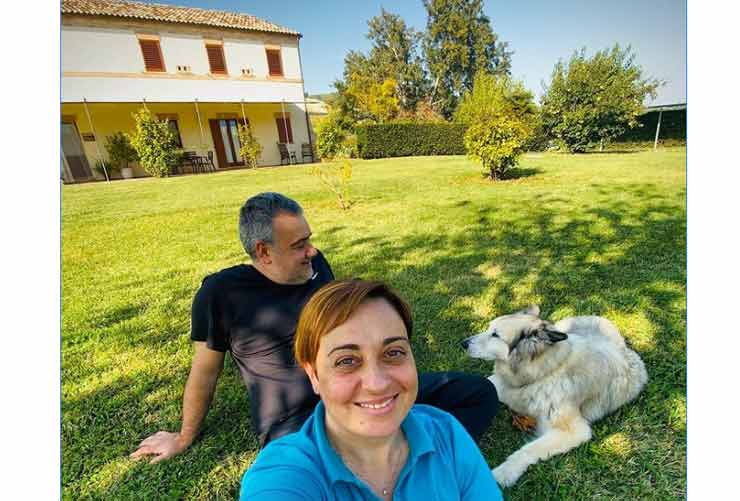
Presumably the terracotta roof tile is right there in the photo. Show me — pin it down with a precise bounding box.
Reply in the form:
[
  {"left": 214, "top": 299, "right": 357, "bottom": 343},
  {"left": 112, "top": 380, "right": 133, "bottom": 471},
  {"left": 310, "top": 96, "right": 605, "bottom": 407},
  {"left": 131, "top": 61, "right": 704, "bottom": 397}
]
[{"left": 61, "top": 0, "right": 301, "bottom": 37}]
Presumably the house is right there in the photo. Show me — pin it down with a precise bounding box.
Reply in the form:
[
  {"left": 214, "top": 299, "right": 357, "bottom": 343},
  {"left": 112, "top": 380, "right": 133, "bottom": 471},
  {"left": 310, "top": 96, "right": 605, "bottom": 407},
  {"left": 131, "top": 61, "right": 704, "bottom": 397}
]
[{"left": 61, "top": 0, "right": 315, "bottom": 183}]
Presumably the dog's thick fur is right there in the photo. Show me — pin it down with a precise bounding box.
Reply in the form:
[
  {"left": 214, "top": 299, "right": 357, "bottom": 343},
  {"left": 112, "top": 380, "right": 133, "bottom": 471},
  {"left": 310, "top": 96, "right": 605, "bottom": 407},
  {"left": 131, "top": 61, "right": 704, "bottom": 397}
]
[{"left": 462, "top": 305, "right": 647, "bottom": 487}]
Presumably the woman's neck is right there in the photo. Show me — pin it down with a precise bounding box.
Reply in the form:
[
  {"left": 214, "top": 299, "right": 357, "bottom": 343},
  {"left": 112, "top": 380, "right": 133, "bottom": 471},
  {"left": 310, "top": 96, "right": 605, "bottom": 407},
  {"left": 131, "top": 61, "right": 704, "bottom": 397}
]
[{"left": 326, "top": 422, "right": 403, "bottom": 466}]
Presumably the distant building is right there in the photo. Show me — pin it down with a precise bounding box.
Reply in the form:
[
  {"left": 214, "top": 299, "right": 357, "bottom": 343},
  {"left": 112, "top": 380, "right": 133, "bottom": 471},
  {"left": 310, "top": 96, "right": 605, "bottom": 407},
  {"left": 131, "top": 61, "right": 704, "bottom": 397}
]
[{"left": 61, "top": 0, "right": 314, "bottom": 183}]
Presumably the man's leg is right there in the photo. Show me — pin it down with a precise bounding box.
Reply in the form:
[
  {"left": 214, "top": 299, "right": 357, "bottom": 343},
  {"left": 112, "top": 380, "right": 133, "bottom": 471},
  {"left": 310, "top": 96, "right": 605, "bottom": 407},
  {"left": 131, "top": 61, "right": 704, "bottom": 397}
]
[{"left": 416, "top": 372, "right": 499, "bottom": 442}]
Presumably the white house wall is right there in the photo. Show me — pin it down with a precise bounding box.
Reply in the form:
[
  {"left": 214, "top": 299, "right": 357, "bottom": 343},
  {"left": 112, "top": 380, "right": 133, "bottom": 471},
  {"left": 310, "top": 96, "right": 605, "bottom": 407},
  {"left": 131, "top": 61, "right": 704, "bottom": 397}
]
[
  {"left": 62, "top": 75, "right": 306, "bottom": 103},
  {"left": 62, "top": 16, "right": 305, "bottom": 103}
]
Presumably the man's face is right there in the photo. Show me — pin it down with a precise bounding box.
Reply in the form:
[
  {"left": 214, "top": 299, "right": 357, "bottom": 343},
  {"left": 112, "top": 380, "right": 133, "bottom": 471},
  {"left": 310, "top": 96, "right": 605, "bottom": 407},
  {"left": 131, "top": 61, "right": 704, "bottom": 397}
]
[{"left": 263, "top": 212, "right": 318, "bottom": 284}]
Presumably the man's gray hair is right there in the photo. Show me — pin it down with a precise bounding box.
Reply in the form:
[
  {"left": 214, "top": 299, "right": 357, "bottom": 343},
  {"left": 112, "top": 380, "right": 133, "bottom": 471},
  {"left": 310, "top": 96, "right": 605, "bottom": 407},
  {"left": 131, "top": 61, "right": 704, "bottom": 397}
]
[{"left": 239, "top": 192, "right": 303, "bottom": 259}]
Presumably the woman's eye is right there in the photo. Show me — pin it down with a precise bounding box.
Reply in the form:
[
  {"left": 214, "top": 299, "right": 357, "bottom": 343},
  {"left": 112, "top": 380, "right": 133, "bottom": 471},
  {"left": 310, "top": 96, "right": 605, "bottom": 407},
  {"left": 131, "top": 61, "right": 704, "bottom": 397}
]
[{"left": 334, "top": 357, "right": 356, "bottom": 368}]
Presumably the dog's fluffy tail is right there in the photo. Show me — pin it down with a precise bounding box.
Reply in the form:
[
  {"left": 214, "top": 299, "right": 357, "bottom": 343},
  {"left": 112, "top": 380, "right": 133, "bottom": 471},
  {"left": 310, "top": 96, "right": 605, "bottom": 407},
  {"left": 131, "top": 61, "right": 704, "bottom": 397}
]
[{"left": 554, "top": 316, "right": 626, "bottom": 348}]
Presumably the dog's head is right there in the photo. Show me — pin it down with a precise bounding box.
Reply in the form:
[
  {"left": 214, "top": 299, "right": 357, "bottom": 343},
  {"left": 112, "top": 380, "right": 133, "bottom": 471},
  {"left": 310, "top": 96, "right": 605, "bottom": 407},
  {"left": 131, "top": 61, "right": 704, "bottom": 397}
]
[{"left": 461, "top": 305, "right": 568, "bottom": 362}]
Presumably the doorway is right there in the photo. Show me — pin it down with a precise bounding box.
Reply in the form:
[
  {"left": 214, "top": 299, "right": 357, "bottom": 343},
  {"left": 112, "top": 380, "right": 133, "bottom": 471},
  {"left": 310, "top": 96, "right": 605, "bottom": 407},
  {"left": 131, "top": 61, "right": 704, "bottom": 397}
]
[
  {"left": 61, "top": 121, "right": 93, "bottom": 181},
  {"left": 209, "top": 118, "right": 245, "bottom": 168}
]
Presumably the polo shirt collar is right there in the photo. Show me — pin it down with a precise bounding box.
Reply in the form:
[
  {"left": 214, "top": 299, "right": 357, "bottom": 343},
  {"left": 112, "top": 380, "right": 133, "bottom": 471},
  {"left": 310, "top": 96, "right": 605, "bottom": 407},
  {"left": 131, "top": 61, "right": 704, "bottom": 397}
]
[{"left": 311, "top": 401, "right": 436, "bottom": 490}]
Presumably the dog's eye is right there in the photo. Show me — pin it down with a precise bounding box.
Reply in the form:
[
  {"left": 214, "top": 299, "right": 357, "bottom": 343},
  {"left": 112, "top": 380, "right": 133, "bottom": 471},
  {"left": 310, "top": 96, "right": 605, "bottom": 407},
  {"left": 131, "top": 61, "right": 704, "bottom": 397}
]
[{"left": 490, "top": 331, "right": 499, "bottom": 338}]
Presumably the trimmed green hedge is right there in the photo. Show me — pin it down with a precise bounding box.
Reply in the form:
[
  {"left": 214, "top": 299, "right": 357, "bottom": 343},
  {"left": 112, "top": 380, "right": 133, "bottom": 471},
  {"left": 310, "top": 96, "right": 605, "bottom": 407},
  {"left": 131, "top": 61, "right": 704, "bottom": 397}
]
[{"left": 356, "top": 123, "right": 467, "bottom": 159}]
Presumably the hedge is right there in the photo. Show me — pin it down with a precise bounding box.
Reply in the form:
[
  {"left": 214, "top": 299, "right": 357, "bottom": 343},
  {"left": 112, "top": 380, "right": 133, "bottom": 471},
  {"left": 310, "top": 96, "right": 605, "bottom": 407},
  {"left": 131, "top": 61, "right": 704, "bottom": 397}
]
[{"left": 356, "top": 123, "right": 467, "bottom": 159}]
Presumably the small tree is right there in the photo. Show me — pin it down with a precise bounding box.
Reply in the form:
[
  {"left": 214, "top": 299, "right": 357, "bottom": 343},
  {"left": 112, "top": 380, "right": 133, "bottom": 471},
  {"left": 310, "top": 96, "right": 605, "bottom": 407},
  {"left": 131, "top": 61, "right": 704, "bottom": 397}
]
[
  {"left": 315, "top": 110, "right": 354, "bottom": 160},
  {"left": 127, "top": 108, "right": 179, "bottom": 177},
  {"left": 454, "top": 71, "right": 536, "bottom": 127},
  {"left": 104, "top": 131, "right": 138, "bottom": 173},
  {"left": 237, "top": 123, "right": 262, "bottom": 168},
  {"left": 464, "top": 116, "right": 531, "bottom": 180},
  {"left": 541, "top": 44, "right": 660, "bottom": 153},
  {"left": 310, "top": 159, "right": 353, "bottom": 210}
]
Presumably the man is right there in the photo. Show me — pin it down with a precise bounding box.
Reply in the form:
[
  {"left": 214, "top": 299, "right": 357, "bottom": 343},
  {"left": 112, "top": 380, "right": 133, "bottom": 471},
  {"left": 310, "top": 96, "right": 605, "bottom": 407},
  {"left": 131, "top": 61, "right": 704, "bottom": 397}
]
[{"left": 131, "top": 192, "right": 498, "bottom": 463}]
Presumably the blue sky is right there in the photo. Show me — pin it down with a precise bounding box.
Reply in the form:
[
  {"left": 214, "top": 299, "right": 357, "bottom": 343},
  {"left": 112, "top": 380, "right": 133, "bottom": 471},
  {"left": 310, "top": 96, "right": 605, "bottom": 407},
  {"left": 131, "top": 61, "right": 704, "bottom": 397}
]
[{"left": 144, "top": 0, "right": 685, "bottom": 105}]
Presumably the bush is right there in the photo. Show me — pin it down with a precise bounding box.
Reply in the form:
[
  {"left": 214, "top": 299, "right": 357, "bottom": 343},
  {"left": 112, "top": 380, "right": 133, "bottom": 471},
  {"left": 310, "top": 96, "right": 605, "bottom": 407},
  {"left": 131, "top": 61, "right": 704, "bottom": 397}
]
[
  {"left": 464, "top": 116, "right": 531, "bottom": 180},
  {"left": 356, "top": 123, "right": 467, "bottom": 159},
  {"left": 315, "top": 111, "right": 353, "bottom": 160},
  {"left": 127, "top": 108, "right": 179, "bottom": 177},
  {"left": 104, "top": 132, "right": 138, "bottom": 171},
  {"left": 237, "top": 123, "right": 262, "bottom": 168}
]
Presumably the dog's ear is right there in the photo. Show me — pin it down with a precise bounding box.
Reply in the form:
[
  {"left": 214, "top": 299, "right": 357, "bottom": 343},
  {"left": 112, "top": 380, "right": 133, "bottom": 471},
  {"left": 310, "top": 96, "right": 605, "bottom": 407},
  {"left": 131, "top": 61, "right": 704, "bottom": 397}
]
[
  {"left": 537, "top": 323, "right": 567, "bottom": 343},
  {"left": 517, "top": 304, "right": 540, "bottom": 317}
]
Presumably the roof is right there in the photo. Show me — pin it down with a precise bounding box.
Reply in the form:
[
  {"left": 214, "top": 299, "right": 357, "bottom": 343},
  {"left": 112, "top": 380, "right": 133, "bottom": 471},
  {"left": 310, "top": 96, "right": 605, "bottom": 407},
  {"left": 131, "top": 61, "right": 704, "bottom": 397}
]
[
  {"left": 61, "top": 0, "right": 301, "bottom": 37},
  {"left": 645, "top": 103, "right": 686, "bottom": 112}
]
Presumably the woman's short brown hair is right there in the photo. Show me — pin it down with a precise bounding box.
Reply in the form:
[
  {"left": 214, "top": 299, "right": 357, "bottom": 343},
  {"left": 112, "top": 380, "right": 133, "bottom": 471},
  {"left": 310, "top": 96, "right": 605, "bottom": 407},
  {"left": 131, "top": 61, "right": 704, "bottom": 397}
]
[{"left": 294, "top": 279, "right": 413, "bottom": 367}]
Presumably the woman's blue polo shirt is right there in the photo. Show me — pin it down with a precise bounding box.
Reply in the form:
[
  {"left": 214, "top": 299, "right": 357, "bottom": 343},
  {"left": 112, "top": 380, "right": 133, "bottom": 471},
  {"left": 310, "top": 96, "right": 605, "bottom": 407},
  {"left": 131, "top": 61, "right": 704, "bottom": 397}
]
[{"left": 240, "top": 401, "right": 502, "bottom": 500}]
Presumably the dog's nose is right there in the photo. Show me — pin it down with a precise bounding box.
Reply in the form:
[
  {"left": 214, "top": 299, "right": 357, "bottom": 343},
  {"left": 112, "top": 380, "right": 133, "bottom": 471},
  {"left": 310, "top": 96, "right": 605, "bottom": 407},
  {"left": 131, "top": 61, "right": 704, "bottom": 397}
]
[{"left": 460, "top": 338, "right": 470, "bottom": 350}]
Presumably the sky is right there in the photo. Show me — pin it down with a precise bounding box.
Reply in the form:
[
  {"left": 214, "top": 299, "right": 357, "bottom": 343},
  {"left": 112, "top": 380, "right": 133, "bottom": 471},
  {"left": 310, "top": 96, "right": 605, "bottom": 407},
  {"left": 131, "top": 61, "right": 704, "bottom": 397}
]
[{"left": 144, "top": 0, "right": 686, "bottom": 106}]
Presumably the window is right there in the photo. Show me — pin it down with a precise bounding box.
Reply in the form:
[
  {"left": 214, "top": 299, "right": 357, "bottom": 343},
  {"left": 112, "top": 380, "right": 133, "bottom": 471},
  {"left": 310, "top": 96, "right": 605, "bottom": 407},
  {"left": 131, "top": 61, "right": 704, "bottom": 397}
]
[
  {"left": 139, "top": 39, "right": 165, "bottom": 72},
  {"left": 157, "top": 114, "right": 183, "bottom": 148},
  {"left": 276, "top": 115, "right": 293, "bottom": 144},
  {"left": 206, "top": 44, "right": 227, "bottom": 75},
  {"left": 266, "top": 48, "right": 283, "bottom": 77}
]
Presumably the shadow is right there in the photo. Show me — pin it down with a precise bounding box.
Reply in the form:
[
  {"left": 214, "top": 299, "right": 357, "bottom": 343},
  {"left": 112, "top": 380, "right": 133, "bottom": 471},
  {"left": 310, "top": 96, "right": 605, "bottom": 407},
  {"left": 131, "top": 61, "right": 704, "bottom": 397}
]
[
  {"left": 501, "top": 166, "right": 543, "bottom": 180},
  {"left": 64, "top": 169, "right": 686, "bottom": 498}
]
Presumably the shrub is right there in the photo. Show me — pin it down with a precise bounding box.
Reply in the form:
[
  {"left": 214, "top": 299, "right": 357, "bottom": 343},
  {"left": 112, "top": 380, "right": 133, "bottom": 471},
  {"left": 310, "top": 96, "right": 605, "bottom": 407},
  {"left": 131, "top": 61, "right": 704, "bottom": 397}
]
[
  {"left": 464, "top": 116, "right": 531, "bottom": 180},
  {"left": 127, "top": 108, "right": 179, "bottom": 177},
  {"left": 237, "top": 123, "right": 263, "bottom": 168},
  {"left": 454, "top": 71, "right": 536, "bottom": 127},
  {"left": 315, "top": 111, "right": 353, "bottom": 160},
  {"left": 356, "top": 123, "right": 467, "bottom": 159},
  {"left": 104, "top": 131, "right": 138, "bottom": 171}
]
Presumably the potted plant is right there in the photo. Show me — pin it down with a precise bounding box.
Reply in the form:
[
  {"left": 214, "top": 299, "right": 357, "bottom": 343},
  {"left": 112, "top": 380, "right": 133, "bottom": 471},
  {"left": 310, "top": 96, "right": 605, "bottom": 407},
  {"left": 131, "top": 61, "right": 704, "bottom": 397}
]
[{"left": 105, "top": 131, "right": 138, "bottom": 179}]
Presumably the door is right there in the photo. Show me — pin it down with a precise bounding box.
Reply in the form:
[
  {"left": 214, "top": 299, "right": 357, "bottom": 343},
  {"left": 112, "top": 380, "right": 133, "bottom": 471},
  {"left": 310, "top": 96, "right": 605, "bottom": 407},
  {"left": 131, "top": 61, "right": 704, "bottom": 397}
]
[
  {"left": 61, "top": 122, "right": 93, "bottom": 181},
  {"left": 209, "top": 119, "right": 244, "bottom": 168}
]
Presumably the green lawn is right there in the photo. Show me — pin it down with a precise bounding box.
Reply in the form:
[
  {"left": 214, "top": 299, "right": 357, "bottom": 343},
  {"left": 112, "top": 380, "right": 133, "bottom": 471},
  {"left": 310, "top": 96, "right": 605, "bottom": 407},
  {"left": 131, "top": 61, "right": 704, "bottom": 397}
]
[{"left": 62, "top": 148, "right": 686, "bottom": 500}]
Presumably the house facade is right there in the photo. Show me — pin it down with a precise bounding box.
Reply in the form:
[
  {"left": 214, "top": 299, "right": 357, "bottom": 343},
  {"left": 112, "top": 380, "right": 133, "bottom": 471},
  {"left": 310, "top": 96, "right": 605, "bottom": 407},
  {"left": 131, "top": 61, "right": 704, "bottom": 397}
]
[{"left": 61, "top": 0, "right": 314, "bottom": 183}]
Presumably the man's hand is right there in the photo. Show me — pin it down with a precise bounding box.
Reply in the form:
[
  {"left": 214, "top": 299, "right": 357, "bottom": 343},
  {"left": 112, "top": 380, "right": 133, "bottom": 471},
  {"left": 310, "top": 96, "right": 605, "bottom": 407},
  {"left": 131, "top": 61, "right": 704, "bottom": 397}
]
[{"left": 130, "top": 431, "right": 190, "bottom": 464}]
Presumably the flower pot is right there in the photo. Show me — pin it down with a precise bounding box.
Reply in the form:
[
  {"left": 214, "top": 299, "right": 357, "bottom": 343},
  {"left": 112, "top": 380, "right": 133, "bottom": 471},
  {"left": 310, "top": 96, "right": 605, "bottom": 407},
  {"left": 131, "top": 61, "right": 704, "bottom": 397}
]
[{"left": 121, "top": 167, "right": 133, "bottom": 179}]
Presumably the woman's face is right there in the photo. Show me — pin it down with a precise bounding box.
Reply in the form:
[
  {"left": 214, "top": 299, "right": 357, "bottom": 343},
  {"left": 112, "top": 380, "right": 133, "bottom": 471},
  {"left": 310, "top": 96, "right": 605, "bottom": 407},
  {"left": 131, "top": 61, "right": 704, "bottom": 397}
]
[{"left": 303, "top": 298, "right": 418, "bottom": 441}]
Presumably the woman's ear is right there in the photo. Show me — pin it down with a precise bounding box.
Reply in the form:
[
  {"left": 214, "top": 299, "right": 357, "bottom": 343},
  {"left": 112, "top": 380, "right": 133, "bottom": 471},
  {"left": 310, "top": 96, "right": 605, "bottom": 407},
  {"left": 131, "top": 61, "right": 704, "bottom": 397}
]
[{"left": 303, "top": 363, "right": 320, "bottom": 395}]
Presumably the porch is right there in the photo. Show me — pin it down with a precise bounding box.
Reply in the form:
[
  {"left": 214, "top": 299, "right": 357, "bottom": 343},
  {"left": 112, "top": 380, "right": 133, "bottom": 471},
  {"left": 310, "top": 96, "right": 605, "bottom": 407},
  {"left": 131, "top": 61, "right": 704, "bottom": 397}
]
[{"left": 60, "top": 100, "right": 315, "bottom": 183}]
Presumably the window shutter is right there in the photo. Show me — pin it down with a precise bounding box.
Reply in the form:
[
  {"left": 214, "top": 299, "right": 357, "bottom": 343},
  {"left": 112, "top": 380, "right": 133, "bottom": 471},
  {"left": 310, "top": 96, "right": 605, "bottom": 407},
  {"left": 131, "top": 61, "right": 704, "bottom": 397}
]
[
  {"left": 206, "top": 45, "right": 227, "bottom": 74},
  {"left": 139, "top": 40, "right": 165, "bottom": 72},
  {"left": 266, "top": 49, "right": 283, "bottom": 76}
]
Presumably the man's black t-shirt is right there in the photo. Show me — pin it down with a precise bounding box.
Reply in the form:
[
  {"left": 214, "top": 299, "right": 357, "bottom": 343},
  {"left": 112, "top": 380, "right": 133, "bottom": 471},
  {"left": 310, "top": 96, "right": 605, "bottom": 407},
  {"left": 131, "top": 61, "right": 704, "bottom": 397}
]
[{"left": 190, "top": 251, "right": 334, "bottom": 439}]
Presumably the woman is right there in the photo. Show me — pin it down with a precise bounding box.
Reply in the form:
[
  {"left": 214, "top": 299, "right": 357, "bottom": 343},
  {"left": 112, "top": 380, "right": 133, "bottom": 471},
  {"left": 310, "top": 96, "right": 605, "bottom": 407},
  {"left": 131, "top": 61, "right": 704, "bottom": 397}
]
[{"left": 241, "top": 279, "right": 502, "bottom": 500}]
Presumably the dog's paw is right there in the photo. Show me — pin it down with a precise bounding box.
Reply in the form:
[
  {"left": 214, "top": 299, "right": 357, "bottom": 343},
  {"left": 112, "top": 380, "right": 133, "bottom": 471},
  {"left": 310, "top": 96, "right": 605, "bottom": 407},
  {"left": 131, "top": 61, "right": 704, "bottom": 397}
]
[{"left": 492, "top": 461, "right": 524, "bottom": 487}]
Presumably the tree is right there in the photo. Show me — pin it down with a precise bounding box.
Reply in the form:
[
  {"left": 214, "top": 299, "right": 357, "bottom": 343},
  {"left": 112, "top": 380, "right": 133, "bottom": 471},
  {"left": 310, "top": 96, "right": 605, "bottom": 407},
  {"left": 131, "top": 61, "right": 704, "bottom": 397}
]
[
  {"left": 366, "top": 8, "right": 428, "bottom": 112},
  {"left": 237, "top": 123, "right": 262, "bottom": 169},
  {"left": 334, "top": 8, "right": 427, "bottom": 122},
  {"left": 423, "top": 0, "right": 512, "bottom": 119},
  {"left": 540, "top": 44, "right": 660, "bottom": 153},
  {"left": 464, "top": 115, "right": 531, "bottom": 180},
  {"left": 104, "top": 131, "right": 138, "bottom": 173},
  {"left": 127, "top": 108, "right": 179, "bottom": 177},
  {"left": 454, "top": 71, "right": 536, "bottom": 126}
]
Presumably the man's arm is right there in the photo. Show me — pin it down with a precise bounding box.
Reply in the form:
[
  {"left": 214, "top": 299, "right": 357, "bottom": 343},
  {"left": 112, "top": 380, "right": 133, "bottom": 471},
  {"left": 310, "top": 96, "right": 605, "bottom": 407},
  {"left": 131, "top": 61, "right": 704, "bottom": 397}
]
[{"left": 130, "top": 342, "right": 225, "bottom": 463}]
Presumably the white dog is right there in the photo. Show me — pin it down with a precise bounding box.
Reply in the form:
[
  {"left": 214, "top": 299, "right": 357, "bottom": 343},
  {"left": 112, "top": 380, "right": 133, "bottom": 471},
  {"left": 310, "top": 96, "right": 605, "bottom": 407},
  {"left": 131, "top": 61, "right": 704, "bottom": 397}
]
[{"left": 462, "top": 305, "right": 647, "bottom": 487}]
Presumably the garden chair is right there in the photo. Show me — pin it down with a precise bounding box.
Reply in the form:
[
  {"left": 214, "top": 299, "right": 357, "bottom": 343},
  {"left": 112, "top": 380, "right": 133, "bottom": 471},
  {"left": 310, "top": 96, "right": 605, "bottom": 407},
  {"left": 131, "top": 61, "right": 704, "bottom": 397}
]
[
  {"left": 301, "top": 143, "right": 315, "bottom": 163},
  {"left": 277, "top": 143, "right": 296, "bottom": 165}
]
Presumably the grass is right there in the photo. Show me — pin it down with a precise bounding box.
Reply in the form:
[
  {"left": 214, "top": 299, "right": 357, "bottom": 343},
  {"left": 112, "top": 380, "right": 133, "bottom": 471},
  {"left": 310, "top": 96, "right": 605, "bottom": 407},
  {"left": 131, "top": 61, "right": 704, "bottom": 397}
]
[{"left": 62, "top": 147, "right": 686, "bottom": 499}]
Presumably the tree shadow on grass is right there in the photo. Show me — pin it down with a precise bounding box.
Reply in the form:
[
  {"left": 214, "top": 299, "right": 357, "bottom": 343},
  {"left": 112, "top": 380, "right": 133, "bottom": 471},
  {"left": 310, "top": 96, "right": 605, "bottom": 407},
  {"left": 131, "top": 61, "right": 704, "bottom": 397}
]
[{"left": 66, "top": 178, "right": 685, "bottom": 498}]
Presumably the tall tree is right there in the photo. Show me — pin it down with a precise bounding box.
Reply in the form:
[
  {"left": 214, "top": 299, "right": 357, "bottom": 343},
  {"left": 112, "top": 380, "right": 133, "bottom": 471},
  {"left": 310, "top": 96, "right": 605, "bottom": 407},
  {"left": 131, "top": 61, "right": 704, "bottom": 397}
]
[
  {"left": 366, "top": 8, "right": 427, "bottom": 111},
  {"left": 540, "top": 44, "right": 661, "bottom": 153},
  {"left": 423, "top": 0, "right": 512, "bottom": 118}
]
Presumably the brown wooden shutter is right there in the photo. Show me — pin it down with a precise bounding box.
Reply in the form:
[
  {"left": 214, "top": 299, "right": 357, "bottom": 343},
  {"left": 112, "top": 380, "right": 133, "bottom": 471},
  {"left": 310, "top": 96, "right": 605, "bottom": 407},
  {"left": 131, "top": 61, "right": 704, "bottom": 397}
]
[
  {"left": 266, "top": 49, "right": 283, "bottom": 76},
  {"left": 139, "top": 39, "right": 165, "bottom": 72},
  {"left": 276, "top": 117, "right": 293, "bottom": 143},
  {"left": 206, "top": 44, "right": 227, "bottom": 74}
]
